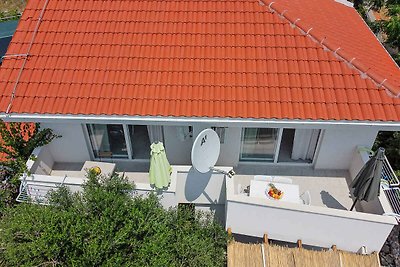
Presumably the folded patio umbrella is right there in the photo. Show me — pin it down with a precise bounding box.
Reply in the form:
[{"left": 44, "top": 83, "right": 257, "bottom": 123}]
[
  {"left": 149, "top": 142, "right": 172, "bottom": 189},
  {"left": 349, "top": 147, "right": 385, "bottom": 211}
]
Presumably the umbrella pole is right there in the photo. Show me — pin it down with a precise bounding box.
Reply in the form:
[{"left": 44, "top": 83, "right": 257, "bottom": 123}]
[{"left": 350, "top": 199, "right": 358, "bottom": 211}]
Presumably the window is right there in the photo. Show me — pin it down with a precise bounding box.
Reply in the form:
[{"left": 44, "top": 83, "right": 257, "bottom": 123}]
[
  {"left": 177, "top": 126, "right": 193, "bottom": 141},
  {"left": 128, "top": 125, "right": 151, "bottom": 159},
  {"left": 87, "top": 124, "right": 162, "bottom": 160},
  {"left": 211, "top": 127, "right": 226, "bottom": 144},
  {"left": 87, "top": 124, "right": 128, "bottom": 159},
  {"left": 240, "top": 128, "right": 278, "bottom": 161}
]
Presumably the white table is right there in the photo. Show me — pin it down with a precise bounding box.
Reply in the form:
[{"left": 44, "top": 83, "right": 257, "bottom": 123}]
[
  {"left": 250, "top": 180, "right": 300, "bottom": 204},
  {"left": 81, "top": 161, "right": 116, "bottom": 176}
]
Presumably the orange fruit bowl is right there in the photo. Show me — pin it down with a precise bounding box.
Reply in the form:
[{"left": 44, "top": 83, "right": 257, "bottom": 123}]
[{"left": 266, "top": 186, "right": 284, "bottom": 200}]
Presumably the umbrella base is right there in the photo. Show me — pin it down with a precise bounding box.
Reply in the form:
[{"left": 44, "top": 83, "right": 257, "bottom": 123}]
[{"left": 350, "top": 199, "right": 357, "bottom": 211}]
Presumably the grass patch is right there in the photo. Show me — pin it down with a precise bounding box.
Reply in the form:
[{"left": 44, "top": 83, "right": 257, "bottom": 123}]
[{"left": 0, "top": 0, "right": 26, "bottom": 21}]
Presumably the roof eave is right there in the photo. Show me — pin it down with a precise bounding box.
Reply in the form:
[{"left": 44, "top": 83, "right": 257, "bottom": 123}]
[{"left": 1, "top": 113, "right": 400, "bottom": 130}]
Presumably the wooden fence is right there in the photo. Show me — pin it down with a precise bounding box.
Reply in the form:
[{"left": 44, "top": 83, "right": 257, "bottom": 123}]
[{"left": 227, "top": 240, "right": 381, "bottom": 267}]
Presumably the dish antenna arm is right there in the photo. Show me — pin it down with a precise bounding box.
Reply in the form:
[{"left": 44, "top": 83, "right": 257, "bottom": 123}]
[{"left": 210, "top": 167, "right": 235, "bottom": 178}]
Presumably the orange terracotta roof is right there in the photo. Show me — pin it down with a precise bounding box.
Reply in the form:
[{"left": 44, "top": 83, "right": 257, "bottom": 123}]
[
  {"left": 0, "top": 0, "right": 399, "bottom": 121},
  {"left": 0, "top": 122, "right": 35, "bottom": 161}
]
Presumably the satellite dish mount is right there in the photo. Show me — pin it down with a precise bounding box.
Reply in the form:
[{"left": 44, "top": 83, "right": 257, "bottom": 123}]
[{"left": 191, "top": 128, "right": 235, "bottom": 178}]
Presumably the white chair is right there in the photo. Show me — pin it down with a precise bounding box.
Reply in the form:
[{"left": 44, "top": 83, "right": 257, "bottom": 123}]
[
  {"left": 237, "top": 183, "right": 249, "bottom": 196},
  {"left": 237, "top": 183, "right": 243, "bottom": 194},
  {"left": 273, "top": 177, "right": 293, "bottom": 184},
  {"left": 300, "top": 191, "right": 311, "bottom": 205},
  {"left": 254, "top": 176, "right": 293, "bottom": 184},
  {"left": 254, "top": 175, "right": 274, "bottom": 182}
]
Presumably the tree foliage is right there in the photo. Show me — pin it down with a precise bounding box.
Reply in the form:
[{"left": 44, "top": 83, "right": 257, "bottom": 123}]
[
  {"left": 0, "top": 0, "right": 25, "bottom": 20},
  {"left": 361, "top": 0, "right": 400, "bottom": 64},
  {"left": 0, "top": 171, "right": 228, "bottom": 266},
  {"left": 373, "top": 131, "right": 400, "bottom": 172},
  {"left": 0, "top": 121, "right": 58, "bottom": 160},
  {"left": 384, "top": 8, "right": 400, "bottom": 47},
  {"left": 0, "top": 121, "right": 59, "bottom": 212}
]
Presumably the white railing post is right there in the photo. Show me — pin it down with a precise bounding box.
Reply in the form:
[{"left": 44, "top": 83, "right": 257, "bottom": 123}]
[{"left": 382, "top": 156, "right": 399, "bottom": 187}]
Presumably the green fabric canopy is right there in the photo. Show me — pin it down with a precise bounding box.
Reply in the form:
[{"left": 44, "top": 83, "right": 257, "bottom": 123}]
[{"left": 149, "top": 142, "right": 172, "bottom": 189}]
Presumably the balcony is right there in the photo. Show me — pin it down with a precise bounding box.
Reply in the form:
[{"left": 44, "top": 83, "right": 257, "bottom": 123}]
[
  {"left": 19, "top": 144, "right": 399, "bottom": 253},
  {"left": 225, "top": 148, "right": 399, "bottom": 253}
]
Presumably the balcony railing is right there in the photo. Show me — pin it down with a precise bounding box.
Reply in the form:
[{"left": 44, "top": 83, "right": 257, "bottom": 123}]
[
  {"left": 380, "top": 155, "right": 400, "bottom": 219},
  {"left": 383, "top": 188, "right": 400, "bottom": 215},
  {"left": 382, "top": 156, "right": 399, "bottom": 187}
]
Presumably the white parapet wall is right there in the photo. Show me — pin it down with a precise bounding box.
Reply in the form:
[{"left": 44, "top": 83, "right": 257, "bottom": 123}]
[
  {"left": 22, "top": 160, "right": 230, "bottom": 211},
  {"left": 225, "top": 177, "right": 397, "bottom": 253},
  {"left": 40, "top": 122, "right": 91, "bottom": 163},
  {"left": 27, "top": 146, "right": 54, "bottom": 175},
  {"left": 131, "top": 168, "right": 178, "bottom": 209}
]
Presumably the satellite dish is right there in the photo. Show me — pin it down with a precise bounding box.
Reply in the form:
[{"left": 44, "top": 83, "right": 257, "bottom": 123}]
[{"left": 191, "top": 129, "right": 220, "bottom": 173}]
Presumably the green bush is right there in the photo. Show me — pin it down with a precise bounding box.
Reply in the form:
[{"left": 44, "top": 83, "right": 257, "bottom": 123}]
[
  {"left": 0, "top": 171, "right": 228, "bottom": 266},
  {"left": 373, "top": 131, "right": 400, "bottom": 172},
  {"left": 0, "top": 121, "right": 59, "bottom": 213}
]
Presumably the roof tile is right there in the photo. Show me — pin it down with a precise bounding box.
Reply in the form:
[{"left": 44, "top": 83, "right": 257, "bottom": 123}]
[{"left": 0, "top": 0, "right": 398, "bottom": 121}]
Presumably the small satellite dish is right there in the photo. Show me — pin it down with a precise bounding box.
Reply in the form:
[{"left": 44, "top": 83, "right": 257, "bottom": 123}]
[{"left": 191, "top": 129, "right": 220, "bottom": 173}]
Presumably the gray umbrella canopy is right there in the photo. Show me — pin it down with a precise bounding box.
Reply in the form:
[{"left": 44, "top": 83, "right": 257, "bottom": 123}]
[{"left": 350, "top": 147, "right": 385, "bottom": 211}]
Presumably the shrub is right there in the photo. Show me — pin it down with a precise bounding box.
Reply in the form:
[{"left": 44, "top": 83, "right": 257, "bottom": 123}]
[
  {"left": 0, "top": 158, "right": 27, "bottom": 213},
  {"left": 0, "top": 122, "right": 58, "bottom": 161},
  {"left": 0, "top": 121, "right": 59, "bottom": 212},
  {"left": 0, "top": 171, "right": 228, "bottom": 266},
  {"left": 373, "top": 131, "right": 400, "bottom": 172}
]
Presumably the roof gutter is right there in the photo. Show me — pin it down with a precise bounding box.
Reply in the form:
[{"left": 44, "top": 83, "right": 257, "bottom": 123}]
[{"left": 1, "top": 113, "right": 400, "bottom": 130}]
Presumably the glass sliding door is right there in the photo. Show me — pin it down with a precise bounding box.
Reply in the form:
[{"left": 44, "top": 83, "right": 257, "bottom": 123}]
[
  {"left": 240, "top": 128, "right": 278, "bottom": 161},
  {"left": 87, "top": 124, "right": 128, "bottom": 159},
  {"left": 128, "top": 125, "right": 151, "bottom": 159}
]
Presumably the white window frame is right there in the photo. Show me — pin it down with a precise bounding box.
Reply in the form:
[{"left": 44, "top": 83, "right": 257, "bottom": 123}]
[
  {"left": 86, "top": 123, "right": 130, "bottom": 159},
  {"left": 239, "top": 127, "right": 321, "bottom": 165},
  {"left": 83, "top": 123, "right": 155, "bottom": 161},
  {"left": 239, "top": 127, "right": 280, "bottom": 162}
]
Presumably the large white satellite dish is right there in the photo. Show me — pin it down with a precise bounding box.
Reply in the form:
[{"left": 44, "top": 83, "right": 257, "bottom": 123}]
[
  {"left": 191, "top": 129, "right": 220, "bottom": 173},
  {"left": 191, "top": 128, "right": 235, "bottom": 178}
]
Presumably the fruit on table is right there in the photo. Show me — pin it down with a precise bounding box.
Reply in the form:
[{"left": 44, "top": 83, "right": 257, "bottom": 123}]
[
  {"left": 268, "top": 183, "right": 283, "bottom": 200},
  {"left": 90, "top": 166, "right": 102, "bottom": 175}
]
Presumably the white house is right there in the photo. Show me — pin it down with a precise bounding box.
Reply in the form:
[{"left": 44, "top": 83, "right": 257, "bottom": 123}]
[{"left": 1, "top": 0, "right": 400, "bottom": 253}]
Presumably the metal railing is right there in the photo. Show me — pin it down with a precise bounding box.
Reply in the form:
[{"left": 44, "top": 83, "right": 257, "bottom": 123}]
[
  {"left": 16, "top": 174, "right": 67, "bottom": 205},
  {"left": 382, "top": 156, "right": 399, "bottom": 187},
  {"left": 383, "top": 188, "right": 400, "bottom": 215},
  {"left": 380, "top": 155, "right": 400, "bottom": 219}
]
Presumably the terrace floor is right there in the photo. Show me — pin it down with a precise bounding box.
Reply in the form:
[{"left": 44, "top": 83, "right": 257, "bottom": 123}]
[
  {"left": 234, "top": 164, "right": 353, "bottom": 210},
  {"left": 49, "top": 161, "right": 354, "bottom": 210},
  {"left": 51, "top": 161, "right": 151, "bottom": 184},
  {"left": 233, "top": 174, "right": 353, "bottom": 210}
]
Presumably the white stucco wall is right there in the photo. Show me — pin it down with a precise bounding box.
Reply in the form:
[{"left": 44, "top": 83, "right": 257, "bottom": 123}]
[
  {"left": 40, "top": 123, "right": 91, "bottom": 163},
  {"left": 163, "top": 126, "right": 194, "bottom": 165},
  {"left": 163, "top": 125, "right": 241, "bottom": 166},
  {"left": 39, "top": 122, "right": 380, "bottom": 171},
  {"left": 29, "top": 146, "right": 54, "bottom": 175},
  {"left": 314, "top": 127, "right": 379, "bottom": 170},
  {"left": 225, "top": 197, "right": 395, "bottom": 253},
  {"left": 192, "top": 125, "right": 242, "bottom": 166},
  {"left": 175, "top": 169, "right": 226, "bottom": 204},
  {"left": 218, "top": 127, "right": 242, "bottom": 166}
]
